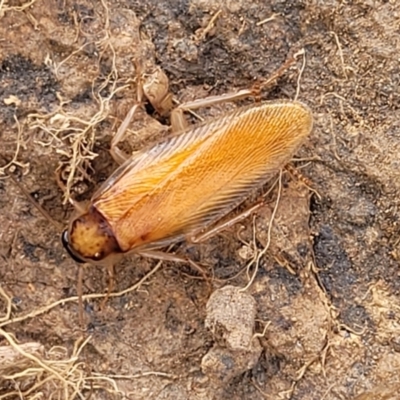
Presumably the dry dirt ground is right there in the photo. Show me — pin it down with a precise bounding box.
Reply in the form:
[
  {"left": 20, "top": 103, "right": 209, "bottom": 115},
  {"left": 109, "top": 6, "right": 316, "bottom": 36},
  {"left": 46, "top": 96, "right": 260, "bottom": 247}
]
[{"left": 0, "top": 0, "right": 400, "bottom": 399}]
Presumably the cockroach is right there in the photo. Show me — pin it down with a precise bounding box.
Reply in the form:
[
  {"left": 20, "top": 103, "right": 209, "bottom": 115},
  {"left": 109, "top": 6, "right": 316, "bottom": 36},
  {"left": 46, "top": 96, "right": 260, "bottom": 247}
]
[{"left": 61, "top": 59, "right": 313, "bottom": 266}]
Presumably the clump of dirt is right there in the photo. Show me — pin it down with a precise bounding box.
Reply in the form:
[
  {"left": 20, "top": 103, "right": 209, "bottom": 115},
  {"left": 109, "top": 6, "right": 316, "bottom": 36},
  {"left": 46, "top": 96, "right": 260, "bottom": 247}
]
[{"left": 202, "top": 285, "right": 262, "bottom": 389}]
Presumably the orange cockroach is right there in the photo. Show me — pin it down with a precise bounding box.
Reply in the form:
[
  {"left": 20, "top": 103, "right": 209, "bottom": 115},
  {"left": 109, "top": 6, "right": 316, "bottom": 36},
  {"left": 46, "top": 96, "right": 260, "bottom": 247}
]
[{"left": 61, "top": 58, "right": 313, "bottom": 266}]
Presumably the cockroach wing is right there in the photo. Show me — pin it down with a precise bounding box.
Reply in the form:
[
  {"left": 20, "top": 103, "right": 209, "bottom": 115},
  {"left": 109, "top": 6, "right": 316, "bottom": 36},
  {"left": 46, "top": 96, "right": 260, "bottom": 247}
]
[
  {"left": 95, "top": 101, "right": 313, "bottom": 252},
  {"left": 93, "top": 116, "right": 219, "bottom": 213}
]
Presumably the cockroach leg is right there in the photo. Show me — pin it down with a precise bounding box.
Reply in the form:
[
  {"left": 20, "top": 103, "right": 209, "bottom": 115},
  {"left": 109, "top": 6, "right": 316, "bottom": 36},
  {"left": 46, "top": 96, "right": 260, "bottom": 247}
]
[
  {"left": 185, "top": 258, "right": 212, "bottom": 294},
  {"left": 170, "top": 52, "right": 300, "bottom": 124},
  {"left": 110, "top": 65, "right": 173, "bottom": 164},
  {"left": 172, "top": 88, "right": 255, "bottom": 115},
  {"left": 77, "top": 264, "right": 85, "bottom": 327},
  {"left": 285, "top": 163, "right": 322, "bottom": 200},
  {"left": 100, "top": 264, "right": 115, "bottom": 309},
  {"left": 250, "top": 52, "right": 299, "bottom": 99},
  {"left": 110, "top": 59, "right": 146, "bottom": 164},
  {"left": 284, "top": 163, "right": 313, "bottom": 186},
  {"left": 110, "top": 104, "right": 141, "bottom": 164},
  {"left": 190, "top": 201, "right": 265, "bottom": 244},
  {"left": 168, "top": 87, "right": 256, "bottom": 134},
  {"left": 139, "top": 250, "right": 211, "bottom": 289},
  {"left": 170, "top": 88, "right": 258, "bottom": 134},
  {"left": 137, "top": 250, "right": 191, "bottom": 263},
  {"left": 170, "top": 107, "right": 189, "bottom": 134}
]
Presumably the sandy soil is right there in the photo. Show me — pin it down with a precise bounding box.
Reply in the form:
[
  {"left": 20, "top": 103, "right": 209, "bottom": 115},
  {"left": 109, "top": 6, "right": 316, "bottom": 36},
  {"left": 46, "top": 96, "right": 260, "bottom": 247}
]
[{"left": 1, "top": 0, "right": 400, "bottom": 399}]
